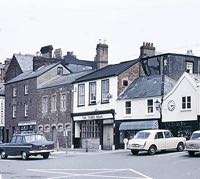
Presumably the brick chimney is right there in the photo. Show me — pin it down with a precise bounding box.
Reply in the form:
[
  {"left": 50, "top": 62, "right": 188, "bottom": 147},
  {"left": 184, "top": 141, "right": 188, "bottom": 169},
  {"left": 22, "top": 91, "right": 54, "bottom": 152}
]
[
  {"left": 139, "top": 42, "right": 155, "bottom": 58},
  {"left": 94, "top": 39, "right": 108, "bottom": 69},
  {"left": 54, "top": 48, "right": 63, "bottom": 59},
  {"left": 40, "top": 45, "right": 53, "bottom": 58}
]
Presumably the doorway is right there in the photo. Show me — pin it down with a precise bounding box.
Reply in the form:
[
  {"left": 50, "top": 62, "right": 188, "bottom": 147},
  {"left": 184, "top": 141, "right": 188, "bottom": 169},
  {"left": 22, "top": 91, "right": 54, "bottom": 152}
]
[
  {"left": 51, "top": 126, "right": 57, "bottom": 143},
  {"left": 103, "top": 125, "right": 113, "bottom": 150}
]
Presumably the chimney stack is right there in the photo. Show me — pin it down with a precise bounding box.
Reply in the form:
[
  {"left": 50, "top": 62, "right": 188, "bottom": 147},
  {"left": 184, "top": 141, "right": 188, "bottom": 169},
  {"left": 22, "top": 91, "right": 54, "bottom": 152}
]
[
  {"left": 139, "top": 42, "right": 155, "bottom": 58},
  {"left": 54, "top": 48, "right": 63, "bottom": 59},
  {"left": 40, "top": 45, "right": 53, "bottom": 58},
  {"left": 94, "top": 39, "right": 108, "bottom": 69}
]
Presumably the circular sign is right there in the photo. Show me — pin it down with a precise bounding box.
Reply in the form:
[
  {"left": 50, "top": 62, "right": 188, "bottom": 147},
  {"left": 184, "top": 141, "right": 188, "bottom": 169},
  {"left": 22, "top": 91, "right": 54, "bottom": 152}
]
[
  {"left": 123, "top": 138, "right": 128, "bottom": 144},
  {"left": 167, "top": 100, "right": 176, "bottom": 111}
]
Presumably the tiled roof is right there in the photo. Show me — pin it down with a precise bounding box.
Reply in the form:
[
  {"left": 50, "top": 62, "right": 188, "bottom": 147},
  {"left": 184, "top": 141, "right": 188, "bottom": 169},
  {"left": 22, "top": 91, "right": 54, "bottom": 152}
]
[
  {"left": 14, "top": 54, "right": 34, "bottom": 72},
  {"left": 74, "top": 59, "right": 139, "bottom": 83},
  {"left": 118, "top": 75, "right": 176, "bottom": 100}
]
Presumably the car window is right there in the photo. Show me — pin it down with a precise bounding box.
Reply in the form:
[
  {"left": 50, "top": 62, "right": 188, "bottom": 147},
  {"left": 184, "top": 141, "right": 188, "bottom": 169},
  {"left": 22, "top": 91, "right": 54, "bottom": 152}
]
[
  {"left": 134, "top": 132, "right": 150, "bottom": 139},
  {"left": 16, "top": 136, "right": 23, "bottom": 143},
  {"left": 11, "top": 136, "right": 17, "bottom": 143},
  {"left": 190, "top": 133, "right": 200, "bottom": 140},
  {"left": 164, "top": 131, "right": 174, "bottom": 138},
  {"left": 155, "top": 132, "right": 164, "bottom": 139},
  {"left": 25, "top": 134, "right": 47, "bottom": 142}
]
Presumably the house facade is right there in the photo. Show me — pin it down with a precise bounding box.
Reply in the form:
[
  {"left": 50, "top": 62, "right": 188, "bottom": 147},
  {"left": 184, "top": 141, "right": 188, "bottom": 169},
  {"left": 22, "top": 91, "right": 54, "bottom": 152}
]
[{"left": 0, "top": 83, "right": 5, "bottom": 142}]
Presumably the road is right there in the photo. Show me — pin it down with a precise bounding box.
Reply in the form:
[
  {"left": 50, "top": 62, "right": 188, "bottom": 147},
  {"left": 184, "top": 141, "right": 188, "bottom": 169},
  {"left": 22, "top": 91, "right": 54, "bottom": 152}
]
[{"left": 0, "top": 149, "right": 199, "bottom": 179}]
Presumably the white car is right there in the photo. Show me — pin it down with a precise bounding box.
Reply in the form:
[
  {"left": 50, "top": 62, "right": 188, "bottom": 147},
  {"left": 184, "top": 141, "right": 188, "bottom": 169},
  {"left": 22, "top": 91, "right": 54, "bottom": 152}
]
[
  {"left": 128, "top": 129, "right": 186, "bottom": 155},
  {"left": 185, "top": 130, "right": 200, "bottom": 157}
]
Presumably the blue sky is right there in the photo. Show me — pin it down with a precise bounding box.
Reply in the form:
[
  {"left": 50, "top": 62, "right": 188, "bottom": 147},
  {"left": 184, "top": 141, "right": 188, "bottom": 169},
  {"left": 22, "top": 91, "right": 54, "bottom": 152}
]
[{"left": 0, "top": 0, "right": 200, "bottom": 64}]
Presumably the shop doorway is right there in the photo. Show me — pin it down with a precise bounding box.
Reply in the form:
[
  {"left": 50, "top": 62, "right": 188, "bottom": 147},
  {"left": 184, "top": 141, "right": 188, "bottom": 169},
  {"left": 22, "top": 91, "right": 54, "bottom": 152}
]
[{"left": 103, "top": 125, "right": 113, "bottom": 150}]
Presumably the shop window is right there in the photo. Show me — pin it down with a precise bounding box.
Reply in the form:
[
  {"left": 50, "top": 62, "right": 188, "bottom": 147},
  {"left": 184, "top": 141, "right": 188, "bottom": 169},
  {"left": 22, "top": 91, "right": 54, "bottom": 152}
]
[{"left": 81, "top": 120, "right": 99, "bottom": 138}]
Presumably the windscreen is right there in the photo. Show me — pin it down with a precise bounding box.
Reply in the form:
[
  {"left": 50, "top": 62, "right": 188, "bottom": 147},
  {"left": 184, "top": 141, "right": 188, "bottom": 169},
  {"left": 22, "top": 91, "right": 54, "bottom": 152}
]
[{"left": 190, "top": 133, "right": 200, "bottom": 140}]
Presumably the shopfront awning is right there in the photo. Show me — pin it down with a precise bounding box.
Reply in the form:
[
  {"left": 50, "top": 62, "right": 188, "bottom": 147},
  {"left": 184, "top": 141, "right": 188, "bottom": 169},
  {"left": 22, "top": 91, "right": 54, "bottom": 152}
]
[{"left": 119, "top": 120, "right": 158, "bottom": 131}]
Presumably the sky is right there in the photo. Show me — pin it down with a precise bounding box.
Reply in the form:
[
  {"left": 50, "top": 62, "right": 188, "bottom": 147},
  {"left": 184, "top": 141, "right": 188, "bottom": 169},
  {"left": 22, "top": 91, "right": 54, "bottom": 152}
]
[{"left": 0, "top": 0, "right": 200, "bottom": 64}]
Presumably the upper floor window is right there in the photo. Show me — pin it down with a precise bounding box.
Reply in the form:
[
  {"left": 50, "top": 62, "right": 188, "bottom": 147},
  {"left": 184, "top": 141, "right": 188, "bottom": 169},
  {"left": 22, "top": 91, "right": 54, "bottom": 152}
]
[
  {"left": 57, "top": 67, "right": 63, "bottom": 75},
  {"left": 51, "top": 95, "right": 57, "bottom": 111},
  {"left": 24, "top": 103, "right": 28, "bottom": 117},
  {"left": 89, "top": 82, "right": 96, "bottom": 105},
  {"left": 123, "top": 80, "right": 128, "bottom": 86},
  {"left": 12, "top": 88, "right": 17, "bottom": 97},
  {"left": 101, "top": 79, "right": 109, "bottom": 103},
  {"left": 182, "top": 96, "right": 191, "bottom": 109},
  {"left": 125, "top": 101, "right": 131, "bottom": 115},
  {"left": 42, "top": 96, "right": 48, "bottom": 113},
  {"left": 60, "top": 93, "right": 67, "bottom": 111},
  {"left": 78, "top": 84, "right": 85, "bottom": 106},
  {"left": 186, "top": 62, "right": 193, "bottom": 73},
  {"left": 12, "top": 105, "right": 16, "bottom": 118},
  {"left": 147, "top": 99, "right": 153, "bottom": 113},
  {"left": 24, "top": 85, "right": 28, "bottom": 95}
]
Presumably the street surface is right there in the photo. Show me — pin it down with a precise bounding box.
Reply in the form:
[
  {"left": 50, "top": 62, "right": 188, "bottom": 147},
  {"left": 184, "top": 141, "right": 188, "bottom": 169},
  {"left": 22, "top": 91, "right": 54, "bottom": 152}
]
[{"left": 0, "top": 149, "right": 199, "bottom": 179}]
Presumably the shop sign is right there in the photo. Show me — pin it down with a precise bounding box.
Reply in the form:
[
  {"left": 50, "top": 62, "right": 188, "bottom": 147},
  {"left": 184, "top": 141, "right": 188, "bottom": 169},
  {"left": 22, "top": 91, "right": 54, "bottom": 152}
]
[{"left": 74, "top": 113, "right": 113, "bottom": 121}]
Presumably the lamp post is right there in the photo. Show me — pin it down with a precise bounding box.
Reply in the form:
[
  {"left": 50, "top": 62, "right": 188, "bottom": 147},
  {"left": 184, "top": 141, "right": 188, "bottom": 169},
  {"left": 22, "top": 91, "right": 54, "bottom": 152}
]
[{"left": 155, "top": 100, "right": 162, "bottom": 128}]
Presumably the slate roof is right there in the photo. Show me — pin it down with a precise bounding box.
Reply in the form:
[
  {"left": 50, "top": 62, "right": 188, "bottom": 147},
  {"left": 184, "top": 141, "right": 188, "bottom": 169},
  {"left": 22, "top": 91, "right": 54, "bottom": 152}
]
[
  {"left": 5, "top": 63, "right": 61, "bottom": 84},
  {"left": 14, "top": 54, "right": 34, "bottom": 72},
  {"left": 118, "top": 75, "right": 176, "bottom": 100},
  {"left": 38, "top": 70, "right": 94, "bottom": 89},
  {"left": 74, "top": 59, "right": 139, "bottom": 83},
  {"left": 0, "top": 83, "right": 5, "bottom": 96},
  {"left": 188, "top": 73, "right": 200, "bottom": 86}
]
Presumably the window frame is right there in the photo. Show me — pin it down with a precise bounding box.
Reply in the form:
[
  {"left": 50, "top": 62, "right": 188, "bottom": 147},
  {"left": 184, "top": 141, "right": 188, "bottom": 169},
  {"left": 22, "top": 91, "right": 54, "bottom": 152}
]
[
  {"left": 89, "top": 82, "right": 96, "bottom": 105},
  {"left": 24, "top": 103, "right": 28, "bottom": 117},
  {"left": 57, "top": 67, "right": 63, "bottom": 75},
  {"left": 24, "top": 85, "right": 28, "bottom": 95},
  {"left": 51, "top": 95, "right": 57, "bottom": 112},
  {"left": 78, "top": 84, "right": 85, "bottom": 106},
  {"left": 81, "top": 120, "right": 99, "bottom": 138},
  {"left": 12, "top": 105, "right": 16, "bottom": 118},
  {"left": 147, "top": 99, "right": 154, "bottom": 114},
  {"left": 12, "top": 87, "right": 17, "bottom": 97},
  {"left": 125, "top": 101, "right": 131, "bottom": 115},
  {"left": 186, "top": 61, "right": 194, "bottom": 73},
  {"left": 42, "top": 96, "right": 48, "bottom": 113},
  {"left": 101, "top": 79, "right": 109, "bottom": 103},
  {"left": 182, "top": 96, "right": 191, "bottom": 110},
  {"left": 60, "top": 93, "right": 67, "bottom": 111}
]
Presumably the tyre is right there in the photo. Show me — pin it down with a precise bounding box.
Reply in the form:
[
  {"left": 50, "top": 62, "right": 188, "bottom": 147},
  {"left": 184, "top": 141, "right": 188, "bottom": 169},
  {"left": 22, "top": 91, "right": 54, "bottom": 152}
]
[
  {"left": 148, "top": 145, "right": 156, "bottom": 155},
  {"left": 21, "top": 151, "right": 29, "bottom": 160},
  {"left": 131, "top": 150, "right": 139, "bottom": 155},
  {"left": 42, "top": 152, "right": 50, "bottom": 159},
  {"left": 1, "top": 151, "right": 8, "bottom": 159},
  {"left": 177, "top": 143, "right": 184, "bottom": 152},
  {"left": 188, "top": 151, "right": 195, "bottom": 157}
]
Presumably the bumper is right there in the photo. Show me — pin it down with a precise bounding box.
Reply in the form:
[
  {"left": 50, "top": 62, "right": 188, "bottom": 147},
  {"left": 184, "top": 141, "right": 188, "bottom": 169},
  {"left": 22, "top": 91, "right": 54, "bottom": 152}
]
[
  {"left": 185, "top": 148, "right": 200, "bottom": 152},
  {"left": 29, "top": 149, "right": 54, "bottom": 154},
  {"left": 128, "top": 145, "right": 147, "bottom": 151}
]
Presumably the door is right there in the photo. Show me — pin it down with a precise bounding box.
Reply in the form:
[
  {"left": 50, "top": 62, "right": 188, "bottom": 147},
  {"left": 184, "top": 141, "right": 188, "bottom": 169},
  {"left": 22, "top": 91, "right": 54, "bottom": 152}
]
[
  {"left": 154, "top": 132, "right": 166, "bottom": 150},
  {"left": 103, "top": 125, "right": 113, "bottom": 150},
  {"left": 51, "top": 126, "right": 57, "bottom": 143}
]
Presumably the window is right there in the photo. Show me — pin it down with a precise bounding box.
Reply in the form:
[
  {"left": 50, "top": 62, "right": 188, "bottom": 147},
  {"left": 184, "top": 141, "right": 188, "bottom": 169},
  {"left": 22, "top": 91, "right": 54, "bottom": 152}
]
[
  {"left": 24, "top": 85, "right": 28, "bottom": 95},
  {"left": 51, "top": 95, "right": 57, "bottom": 111},
  {"left": 24, "top": 103, "right": 28, "bottom": 117},
  {"left": 125, "top": 101, "right": 131, "bottom": 114},
  {"left": 81, "top": 120, "right": 99, "bottom": 138},
  {"left": 60, "top": 93, "right": 67, "bottom": 110},
  {"left": 186, "top": 62, "right": 193, "bottom": 73},
  {"left": 164, "top": 131, "right": 174, "bottom": 138},
  {"left": 12, "top": 87, "right": 17, "bottom": 97},
  {"left": 182, "top": 96, "right": 191, "bottom": 109},
  {"left": 147, "top": 99, "right": 153, "bottom": 113},
  {"left": 123, "top": 80, "right": 128, "bottom": 86},
  {"left": 38, "top": 125, "right": 43, "bottom": 132},
  {"left": 44, "top": 125, "right": 50, "bottom": 132},
  {"left": 57, "top": 123, "right": 63, "bottom": 131},
  {"left": 12, "top": 105, "right": 16, "bottom": 118},
  {"left": 42, "top": 96, "right": 48, "bottom": 113},
  {"left": 155, "top": 132, "right": 164, "bottom": 139},
  {"left": 57, "top": 67, "right": 63, "bottom": 75},
  {"left": 101, "top": 79, "right": 109, "bottom": 103},
  {"left": 78, "top": 84, "right": 85, "bottom": 106},
  {"left": 89, "top": 82, "right": 96, "bottom": 105}
]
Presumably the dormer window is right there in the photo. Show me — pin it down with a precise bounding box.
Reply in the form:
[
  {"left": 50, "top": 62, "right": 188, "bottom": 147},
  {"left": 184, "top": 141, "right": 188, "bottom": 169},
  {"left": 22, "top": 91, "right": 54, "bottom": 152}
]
[
  {"left": 57, "top": 67, "right": 63, "bottom": 75},
  {"left": 186, "top": 62, "right": 193, "bottom": 73}
]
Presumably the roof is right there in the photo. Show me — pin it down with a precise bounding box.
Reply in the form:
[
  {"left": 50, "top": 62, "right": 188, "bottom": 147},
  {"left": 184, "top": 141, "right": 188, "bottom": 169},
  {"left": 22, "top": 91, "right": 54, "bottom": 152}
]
[
  {"left": 118, "top": 75, "right": 176, "bottom": 100},
  {"left": 74, "top": 59, "right": 139, "bottom": 83},
  {"left": 187, "top": 73, "right": 200, "bottom": 86},
  {"left": 14, "top": 54, "right": 34, "bottom": 72},
  {"left": 38, "top": 70, "right": 94, "bottom": 89},
  {"left": 0, "top": 83, "right": 5, "bottom": 96},
  {"left": 5, "top": 63, "right": 61, "bottom": 84}
]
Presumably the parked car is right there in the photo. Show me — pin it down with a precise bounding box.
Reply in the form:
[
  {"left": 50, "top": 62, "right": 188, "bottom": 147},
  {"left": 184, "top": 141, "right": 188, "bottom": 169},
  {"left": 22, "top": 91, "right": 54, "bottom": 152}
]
[
  {"left": 0, "top": 132, "right": 54, "bottom": 160},
  {"left": 128, "top": 129, "right": 186, "bottom": 155},
  {"left": 185, "top": 130, "right": 200, "bottom": 157}
]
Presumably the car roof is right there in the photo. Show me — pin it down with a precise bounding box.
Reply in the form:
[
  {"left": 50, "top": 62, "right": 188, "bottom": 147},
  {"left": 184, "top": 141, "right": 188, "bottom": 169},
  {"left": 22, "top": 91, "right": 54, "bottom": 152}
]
[
  {"left": 193, "top": 130, "right": 200, "bottom": 133},
  {"left": 138, "top": 129, "right": 169, "bottom": 133}
]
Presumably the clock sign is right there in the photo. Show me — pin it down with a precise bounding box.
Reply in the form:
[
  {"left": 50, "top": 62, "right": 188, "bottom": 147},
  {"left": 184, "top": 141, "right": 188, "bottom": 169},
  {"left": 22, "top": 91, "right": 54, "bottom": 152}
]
[{"left": 167, "top": 100, "right": 175, "bottom": 111}]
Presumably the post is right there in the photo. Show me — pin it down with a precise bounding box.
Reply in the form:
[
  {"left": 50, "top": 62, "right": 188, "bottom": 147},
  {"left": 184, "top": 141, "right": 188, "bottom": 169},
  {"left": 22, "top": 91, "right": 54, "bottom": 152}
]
[{"left": 85, "top": 140, "right": 88, "bottom": 152}]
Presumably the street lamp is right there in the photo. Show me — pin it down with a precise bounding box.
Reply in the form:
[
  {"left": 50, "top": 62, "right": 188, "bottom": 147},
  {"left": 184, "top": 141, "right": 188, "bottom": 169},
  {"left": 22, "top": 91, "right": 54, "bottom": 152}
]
[{"left": 155, "top": 100, "right": 162, "bottom": 128}]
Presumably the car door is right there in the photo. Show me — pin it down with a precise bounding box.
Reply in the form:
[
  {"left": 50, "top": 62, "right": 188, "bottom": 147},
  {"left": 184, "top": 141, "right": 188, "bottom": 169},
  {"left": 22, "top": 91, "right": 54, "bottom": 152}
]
[
  {"left": 154, "top": 132, "right": 166, "bottom": 150},
  {"left": 164, "top": 131, "right": 177, "bottom": 149}
]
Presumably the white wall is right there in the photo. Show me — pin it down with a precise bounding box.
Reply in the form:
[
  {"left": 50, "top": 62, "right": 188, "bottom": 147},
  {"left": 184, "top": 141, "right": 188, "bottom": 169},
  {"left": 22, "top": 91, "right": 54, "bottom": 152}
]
[{"left": 73, "top": 76, "right": 118, "bottom": 114}]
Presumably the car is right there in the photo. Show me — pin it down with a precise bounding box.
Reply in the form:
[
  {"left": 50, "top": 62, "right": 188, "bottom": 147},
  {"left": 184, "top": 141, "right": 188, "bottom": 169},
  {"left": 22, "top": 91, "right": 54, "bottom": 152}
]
[
  {"left": 0, "top": 131, "right": 54, "bottom": 160},
  {"left": 185, "top": 130, "right": 200, "bottom": 157},
  {"left": 128, "top": 129, "right": 186, "bottom": 155}
]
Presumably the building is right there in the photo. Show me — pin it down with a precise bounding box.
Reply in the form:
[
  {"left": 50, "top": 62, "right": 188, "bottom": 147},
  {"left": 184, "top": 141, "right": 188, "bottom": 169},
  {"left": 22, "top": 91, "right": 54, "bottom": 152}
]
[{"left": 0, "top": 83, "right": 5, "bottom": 142}]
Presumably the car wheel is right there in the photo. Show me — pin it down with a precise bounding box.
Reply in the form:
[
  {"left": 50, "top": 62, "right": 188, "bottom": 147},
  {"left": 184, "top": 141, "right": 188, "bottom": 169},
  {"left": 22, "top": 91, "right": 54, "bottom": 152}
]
[
  {"left": 21, "top": 152, "right": 29, "bottom": 160},
  {"left": 188, "top": 151, "right": 195, "bottom": 157},
  {"left": 148, "top": 145, "right": 156, "bottom": 155},
  {"left": 42, "top": 152, "right": 50, "bottom": 159},
  {"left": 131, "top": 150, "right": 139, "bottom": 155},
  {"left": 177, "top": 143, "right": 184, "bottom": 152},
  {"left": 1, "top": 151, "right": 8, "bottom": 159}
]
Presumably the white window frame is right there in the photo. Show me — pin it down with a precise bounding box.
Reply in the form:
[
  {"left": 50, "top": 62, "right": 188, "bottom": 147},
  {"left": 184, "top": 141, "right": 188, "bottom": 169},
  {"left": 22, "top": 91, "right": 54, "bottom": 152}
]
[
  {"left": 125, "top": 101, "right": 131, "bottom": 115},
  {"left": 60, "top": 93, "right": 67, "bottom": 111},
  {"left": 186, "top": 62, "right": 193, "bottom": 73},
  {"left": 42, "top": 96, "right": 48, "bottom": 113},
  {"left": 57, "top": 67, "right": 63, "bottom": 75},
  {"left": 24, "top": 85, "right": 28, "bottom": 95},
  {"left": 182, "top": 96, "right": 191, "bottom": 110},
  {"left": 78, "top": 84, "right": 85, "bottom": 106},
  {"left": 101, "top": 79, "right": 109, "bottom": 103},
  {"left": 147, "top": 99, "right": 154, "bottom": 114},
  {"left": 89, "top": 82, "right": 96, "bottom": 105},
  {"left": 24, "top": 103, "right": 28, "bottom": 117},
  {"left": 51, "top": 95, "right": 57, "bottom": 111},
  {"left": 12, "top": 88, "right": 17, "bottom": 97},
  {"left": 12, "top": 105, "right": 16, "bottom": 118}
]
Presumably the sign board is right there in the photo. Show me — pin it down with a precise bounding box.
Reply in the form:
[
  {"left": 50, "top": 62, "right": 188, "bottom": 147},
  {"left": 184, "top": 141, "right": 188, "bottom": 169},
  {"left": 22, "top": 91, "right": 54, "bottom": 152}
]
[{"left": 74, "top": 113, "right": 113, "bottom": 121}]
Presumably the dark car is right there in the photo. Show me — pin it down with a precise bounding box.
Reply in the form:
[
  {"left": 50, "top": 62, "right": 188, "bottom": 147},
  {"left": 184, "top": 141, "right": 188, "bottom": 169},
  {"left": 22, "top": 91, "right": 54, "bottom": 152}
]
[{"left": 0, "top": 132, "right": 54, "bottom": 160}]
